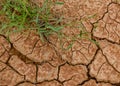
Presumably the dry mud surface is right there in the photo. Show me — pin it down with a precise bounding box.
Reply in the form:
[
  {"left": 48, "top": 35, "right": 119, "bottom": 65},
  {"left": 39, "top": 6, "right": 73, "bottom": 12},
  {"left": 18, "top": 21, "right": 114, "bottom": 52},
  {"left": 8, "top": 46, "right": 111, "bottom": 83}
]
[{"left": 0, "top": 0, "right": 120, "bottom": 86}]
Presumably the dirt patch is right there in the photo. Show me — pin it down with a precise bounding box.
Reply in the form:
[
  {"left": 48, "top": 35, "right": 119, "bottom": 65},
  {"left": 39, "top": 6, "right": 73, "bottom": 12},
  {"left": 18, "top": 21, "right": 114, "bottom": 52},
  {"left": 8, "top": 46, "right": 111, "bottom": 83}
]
[{"left": 0, "top": 0, "right": 120, "bottom": 86}]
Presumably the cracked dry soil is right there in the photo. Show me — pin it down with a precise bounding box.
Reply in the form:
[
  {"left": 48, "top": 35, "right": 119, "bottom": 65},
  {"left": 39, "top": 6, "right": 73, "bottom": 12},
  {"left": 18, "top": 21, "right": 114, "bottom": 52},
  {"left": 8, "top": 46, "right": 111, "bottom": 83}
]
[{"left": 0, "top": 0, "right": 120, "bottom": 86}]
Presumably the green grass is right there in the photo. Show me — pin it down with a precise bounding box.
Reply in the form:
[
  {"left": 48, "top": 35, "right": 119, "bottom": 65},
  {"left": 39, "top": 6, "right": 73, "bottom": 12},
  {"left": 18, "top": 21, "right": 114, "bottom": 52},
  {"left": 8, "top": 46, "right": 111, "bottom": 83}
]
[
  {"left": 0, "top": 0, "right": 64, "bottom": 41},
  {"left": 0, "top": 0, "right": 99, "bottom": 49}
]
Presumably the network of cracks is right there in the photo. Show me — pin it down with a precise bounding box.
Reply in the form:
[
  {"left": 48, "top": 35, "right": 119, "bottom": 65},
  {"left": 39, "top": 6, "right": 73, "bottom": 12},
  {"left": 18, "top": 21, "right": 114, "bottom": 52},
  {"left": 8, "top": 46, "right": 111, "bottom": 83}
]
[{"left": 0, "top": 0, "right": 120, "bottom": 86}]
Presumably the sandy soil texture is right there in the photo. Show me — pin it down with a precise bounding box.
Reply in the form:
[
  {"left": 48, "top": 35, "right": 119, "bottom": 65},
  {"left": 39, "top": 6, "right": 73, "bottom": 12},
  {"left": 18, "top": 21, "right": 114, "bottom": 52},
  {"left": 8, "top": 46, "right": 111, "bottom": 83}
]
[{"left": 0, "top": 0, "right": 120, "bottom": 86}]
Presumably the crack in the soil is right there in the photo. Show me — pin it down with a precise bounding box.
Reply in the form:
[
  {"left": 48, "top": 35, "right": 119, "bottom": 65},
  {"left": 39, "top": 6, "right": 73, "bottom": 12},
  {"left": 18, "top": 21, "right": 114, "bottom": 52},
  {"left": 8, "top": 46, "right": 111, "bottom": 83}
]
[
  {"left": 1, "top": 1, "right": 120, "bottom": 86},
  {"left": 57, "top": 62, "right": 66, "bottom": 81},
  {"left": 57, "top": 62, "right": 88, "bottom": 85},
  {"left": 86, "top": 2, "right": 120, "bottom": 85},
  {"left": 35, "top": 79, "right": 63, "bottom": 85},
  {"left": 91, "top": 2, "right": 120, "bottom": 45},
  {"left": 0, "top": 66, "right": 7, "bottom": 73},
  {"left": 78, "top": 78, "right": 116, "bottom": 86},
  {"left": 25, "top": 39, "right": 42, "bottom": 56},
  {"left": 0, "top": 50, "right": 6, "bottom": 59},
  {"left": 101, "top": 49, "right": 120, "bottom": 73},
  {"left": 85, "top": 2, "right": 120, "bottom": 84},
  {"left": 85, "top": 48, "right": 100, "bottom": 81},
  {"left": 93, "top": 36, "right": 120, "bottom": 45},
  {"left": 35, "top": 64, "right": 38, "bottom": 83},
  {"left": 92, "top": 2, "right": 117, "bottom": 24},
  {"left": 62, "top": 75, "right": 75, "bottom": 83},
  {"left": 96, "top": 62, "right": 106, "bottom": 77},
  {"left": 6, "top": 62, "right": 24, "bottom": 76},
  {"left": 14, "top": 80, "right": 36, "bottom": 86},
  {"left": 8, "top": 46, "right": 33, "bottom": 64}
]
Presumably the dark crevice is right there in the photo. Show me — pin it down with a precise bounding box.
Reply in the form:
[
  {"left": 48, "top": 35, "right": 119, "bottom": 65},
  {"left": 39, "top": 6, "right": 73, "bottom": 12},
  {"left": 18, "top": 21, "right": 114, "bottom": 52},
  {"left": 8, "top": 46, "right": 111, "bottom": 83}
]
[
  {"left": 6, "top": 63, "right": 24, "bottom": 76},
  {"left": 85, "top": 48, "right": 100, "bottom": 79},
  {"left": 0, "top": 50, "right": 6, "bottom": 58},
  {"left": 25, "top": 39, "right": 42, "bottom": 56},
  {"left": 62, "top": 75, "right": 74, "bottom": 83},
  {"left": 15, "top": 80, "right": 36, "bottom": 86},
  {"left": 10, "top": 32, "right": 23, "bottom": 43},
  {"left": 78, "top": 78, "right": 116, "bottom": 86},
  {"left": 35, "top": 64, "right": 38, "bottom": 83},
  {"left": 8, "top": 46, "right": 33, "bottom": 64},
  {"left": 35, "top": 79, "right": 63, "bottom": 85},
  {"left": 92, "top": 2, "right": 117, "bottom": 25},
  {"left": 96, "top": 62, "right": 106, "bottom": 77},
  {"left": 92, "top": 36, "right": 120, "bottom": 45},
  {"left": 78, "top": 78, "right": 91, "bottom": 86},
  {"left": 57, "top": 62, "right": 66, "bottom": 81},
  {"left": 101, "top": 49, "right": 120, "bottom": 73},
  {"left": 65, "top": 61, "right": 86, "bottom": 67},
  {"left": 0, "top": 66, "right": 7, "bottom": 73}
]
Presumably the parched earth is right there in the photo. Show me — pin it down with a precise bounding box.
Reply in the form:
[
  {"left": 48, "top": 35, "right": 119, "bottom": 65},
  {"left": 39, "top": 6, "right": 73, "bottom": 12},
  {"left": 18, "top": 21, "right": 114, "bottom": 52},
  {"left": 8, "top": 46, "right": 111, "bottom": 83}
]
[{"left": 0, "top": 0, "right": 120, "bottom": 86}]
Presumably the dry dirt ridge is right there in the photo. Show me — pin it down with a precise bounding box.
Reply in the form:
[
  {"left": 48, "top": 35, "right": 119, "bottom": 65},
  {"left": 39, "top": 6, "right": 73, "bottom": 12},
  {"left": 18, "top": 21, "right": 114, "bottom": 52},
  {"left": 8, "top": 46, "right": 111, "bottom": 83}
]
[{"left": 0, "top": 0, "right": 120, "bottom": 86}]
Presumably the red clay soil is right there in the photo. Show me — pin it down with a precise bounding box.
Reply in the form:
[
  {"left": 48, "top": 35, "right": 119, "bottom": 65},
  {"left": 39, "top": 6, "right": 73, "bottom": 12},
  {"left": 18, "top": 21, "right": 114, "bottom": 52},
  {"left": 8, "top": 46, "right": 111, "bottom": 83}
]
[{"left": 0, "top": 0, "right": 120, "bottom": 86}]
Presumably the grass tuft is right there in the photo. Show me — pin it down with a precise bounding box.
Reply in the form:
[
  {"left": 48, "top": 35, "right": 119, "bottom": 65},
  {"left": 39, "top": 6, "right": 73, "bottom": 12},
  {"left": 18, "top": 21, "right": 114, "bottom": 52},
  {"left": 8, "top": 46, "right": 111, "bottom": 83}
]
[
  {"left": 0, "top": 0, "right": 64, "bottom": 41},
  {"left": 0, "top": 0, "right": 99, "bottom": 49}
]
